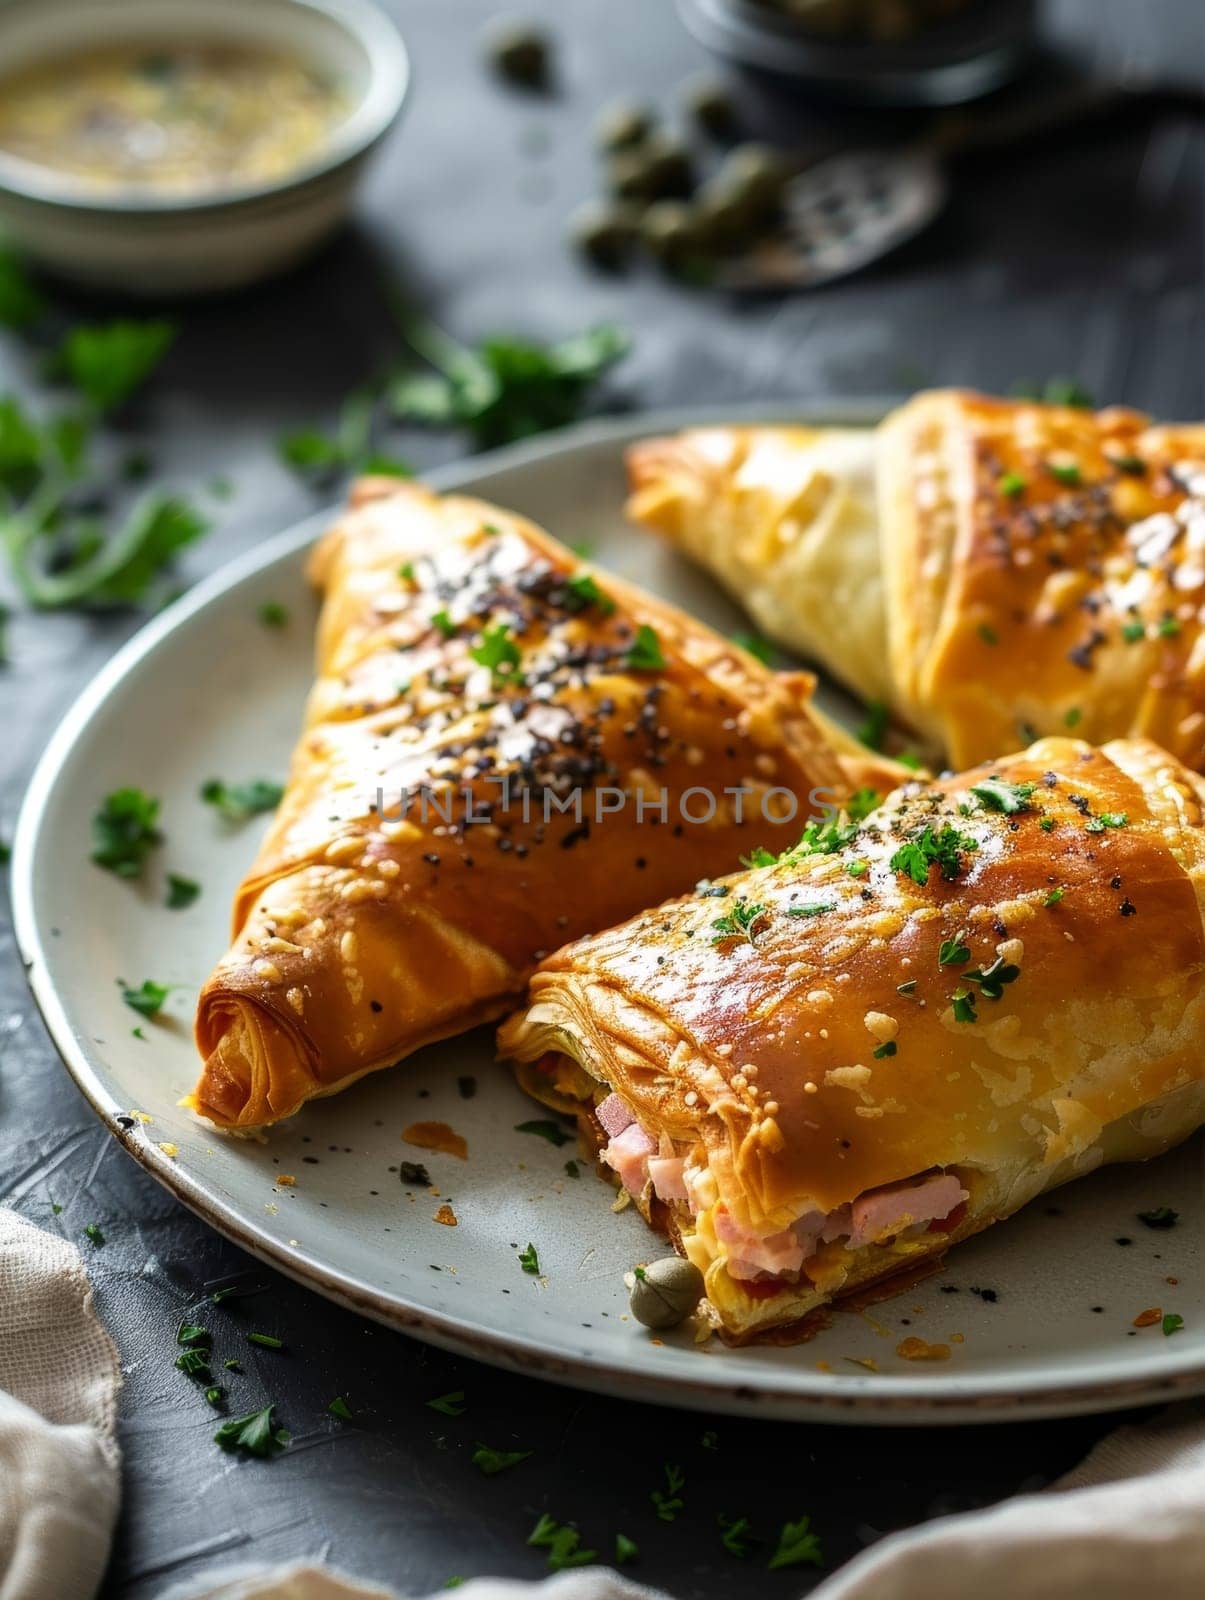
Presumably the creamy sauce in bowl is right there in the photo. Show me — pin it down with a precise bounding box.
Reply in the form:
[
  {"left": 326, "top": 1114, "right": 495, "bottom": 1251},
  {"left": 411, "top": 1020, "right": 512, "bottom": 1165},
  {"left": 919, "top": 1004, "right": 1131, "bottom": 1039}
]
[{"left": 0, "top": 43, "right": 351, "bottom": 197}]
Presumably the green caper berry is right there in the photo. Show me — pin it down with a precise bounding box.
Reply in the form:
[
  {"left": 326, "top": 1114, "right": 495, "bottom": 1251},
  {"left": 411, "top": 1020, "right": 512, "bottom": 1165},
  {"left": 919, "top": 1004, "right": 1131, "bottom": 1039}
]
[
  {"left": 610, "top": 137, "right": 694, "bottom": 203},
  {"left": 715, "top": 143, "right": 786, "bottom": 222},
  {"left": 629, "top": 1256, "right": 705, "bottom": 1329},
  {"left": 596, "top": 101, "right": 656, "bottom": 154},
  {"left": 569, "top": 202, "right": 640, "bottom": 270},
  {"left": 640, "top": 201, "right": 709, "bottom": 276},
  {"left": 486, "top": 22, "right": 551, "bottom": 88},
  {"left": 684, "top": 78, "right": 738, "bottom": 139}
]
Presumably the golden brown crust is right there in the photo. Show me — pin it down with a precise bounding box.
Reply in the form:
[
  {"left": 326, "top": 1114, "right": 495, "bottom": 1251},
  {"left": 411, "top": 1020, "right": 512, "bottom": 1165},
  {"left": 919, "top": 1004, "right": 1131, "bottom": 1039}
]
[
  {"left": 626, "top": 424, "right": 891, "bottom": 707},
  {"left": 499, "top": 736, "right": 1205, "bottom": 1335},
  {"left": 193, "top": 479, "right": 862, "bottom": 1129},
  {"left": 879, "top": 391, "right": 1205, "bottom": 768},
  {"left": 626, "top": 396, "right": 1205, "bottom": 772}
]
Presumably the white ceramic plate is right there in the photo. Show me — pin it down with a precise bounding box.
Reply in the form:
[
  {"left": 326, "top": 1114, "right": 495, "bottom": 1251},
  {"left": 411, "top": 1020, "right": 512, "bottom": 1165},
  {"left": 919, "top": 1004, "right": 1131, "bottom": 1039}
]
[{"left": 13, "top": 405, "right": 1205, "bottom": 1423}]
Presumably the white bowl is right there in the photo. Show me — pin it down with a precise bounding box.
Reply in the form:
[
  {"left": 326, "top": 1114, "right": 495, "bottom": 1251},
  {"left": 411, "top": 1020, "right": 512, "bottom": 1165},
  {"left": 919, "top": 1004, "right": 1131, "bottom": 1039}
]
[{"left": 0, "top": 0, "right": 410, "bottom": 297}]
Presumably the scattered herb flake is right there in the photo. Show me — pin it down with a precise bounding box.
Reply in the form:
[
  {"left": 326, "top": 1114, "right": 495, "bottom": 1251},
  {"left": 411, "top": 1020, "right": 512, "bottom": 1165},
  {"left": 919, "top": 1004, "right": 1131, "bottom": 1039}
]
[
  {"left": 787, "top": 902, "right": 834, "bottom": 918},
  {"left": 873, "top": 1040, "right": 897, "bottom": 1059},
  {"left": 718, "top": 1513, "right": 757, "bottom": 1558},
  {"left": 165, "top": 873, "right": 200, "bottom": 910},
  {"left": 121, "top": 979, "right": 168, "bottom": 1018},
  {"left": 1085, "top": 812, "right": 1129, "bottom": 834},
  {"left": 245, "top": 1332, "right": 283, "bottom": 1350},
  {"left": 258, "top": 601, "right": 289, "bottom": 628},
  {"left": 83, "top": 1223, "right": 105, "bottom": 1246},
  {"left": 651, "top": 1463, "right": 685, "bottom": 1522},
  {"left": 938, "top": 939, "right": 970, "bottom": 967},
  {"left": 565, "top": 572, "right": 616, "bottom": 615},
  {"left": 615, "top": 1533, "right": 639, "bottom": 1565},
  {"left": 711, "top": 901, "right": 768, "bottom": 946},
  {"left": 951, "top": 988, "right": 978, "bottom": 1024},
  {"left": 200, "top": 777, "right": 284, "bottom": 822},
  {"left": 1044, "top": 887, "right": 1065, "bottom": 907},
  {"left": 470, "top": 621, "right": 524, "bottom": 685},
  {"left": 175, "top": 1348, "right": 211, "bottom": 1379},
  {"left": 977, "top": 623, "right": 999, "bottom": 645},
  {"left": 472, "top": 1443, "right": 533, "bottom": 1475},
  {"left": 1138, "top": 1207, "right": 1179, "bottom": 1230},
  {"left": 514, "top": 1119, "right": 573, "bottom": 1147},
  {"left": 998, "top": 472, "right": 1026, "bottom": 498},
  {"left": 328, "top": 1396, "right": 354, "bottom": 1420},
  {"left": 1163, "top": 1313, "right": 1185, "bottom": 1337},
  {"left": 731, "top": 629, "right": 774, "bottom": 665},
  {"left": 518, "top": 1242, "right": 541, "bottom": 1275},
  {"left": 176, "top": 1322, "right": 211, "bottom": 1347},
  {"left": 846, "top": 787, "right": 881, "bottom": 822},
  {"left": 768, "top": 1515, "right": 824, "bottom": 1570},
  {"left": 426, "top": 1391, "right": 466, "bottom": 1416},
  {"left": 856, "top": 699, "right": 888, "bottom": 751},
  {"left": 969, "top": 777, "right": 1035, "bottom": 814},
  {"left": 213, "top": 1403, "right": 290, "bottom": 1459},
  {"left": 626, "top": 623, "right": 665, "bottom": 672},
  {"left": 91, "top": 788, "right": 161, "bottom": 878},
  {"left": 890, "top": 824, "right": 977, "bottom": 886}
]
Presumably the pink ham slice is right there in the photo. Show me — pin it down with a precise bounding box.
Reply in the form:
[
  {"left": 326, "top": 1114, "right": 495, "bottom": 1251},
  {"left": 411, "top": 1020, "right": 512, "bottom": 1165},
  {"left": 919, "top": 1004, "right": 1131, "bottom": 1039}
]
[
  {"left": 847, "top": 1173, "right": 968, "bottom": 1248},
  {"left": 595, "top": 1093, "right": 635, "bottom": 1138},
  {"left": 647, "top": 1156, "right": 688, "bottom": 1203},
  {"left": 601, "top": 1122, "right": 655, "bottom": 1192}
]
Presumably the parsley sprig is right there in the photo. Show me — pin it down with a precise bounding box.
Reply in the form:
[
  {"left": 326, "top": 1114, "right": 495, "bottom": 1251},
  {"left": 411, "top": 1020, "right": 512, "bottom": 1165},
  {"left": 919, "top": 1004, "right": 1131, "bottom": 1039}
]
[
  {"left": 890, "top": 824, "right": 978, "bottom": 886},
  {"left": 711, "top": 901, "right": 768, "bottom": 946}
]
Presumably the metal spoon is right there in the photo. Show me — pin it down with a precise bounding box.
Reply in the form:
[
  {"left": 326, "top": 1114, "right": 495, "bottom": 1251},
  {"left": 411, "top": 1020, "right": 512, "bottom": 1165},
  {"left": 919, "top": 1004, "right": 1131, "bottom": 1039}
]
[{"left": 718, "top": 78, "right": 1205, "bottom": 291}]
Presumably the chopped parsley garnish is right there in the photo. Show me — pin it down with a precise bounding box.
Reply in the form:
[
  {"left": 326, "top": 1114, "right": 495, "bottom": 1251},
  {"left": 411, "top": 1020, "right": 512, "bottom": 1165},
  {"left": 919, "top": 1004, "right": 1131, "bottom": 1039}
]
[
  {"left": 1044, "top": 887, "right": 1065, "bottom": 907},
  {"left": 213, "top": 1404, "right": 290, "bottom": 1459},
  {"left": 998, "top": 472, "right": 1026, "bottom": 499},
  {"left": 166, "top": 873, "right": 200, "bottom": 910},
  {"left": 938, "top": 939, "right": 970, "bottom": 967},
  {"left": 245, "top": 1332, "right": 283, "bottom": 1350},
  {"left": 615, "top": 1533, "right": 639, "bottom": 1565},
  {"left": 55, "top": 318, "right": 176, "bottom": 413},
  {"left": 898, "top": 750, "right": 923, "bottom": 772},
  {"left": 563, "top": 1160, "right": 580, "bottom": 1179},
  {"left": 625, "top": 624, "right": 665, "bottom": 671},
  {"left": 846, "top": 860, "right": 868, "bottom": 878},
  {"left": 527, "top": 1514, "right": 597, "bottom": 1571},
  {"left": 470, "top": 622, "right": 524, "bottom": 685},
  {"left": 200, "top": 778, "right": 283, "bottom": 822},
  {"left": 472, "top": 1443, "right": 533, "bottom": 1475},
  {"left": 518, "top": 1242, "right": 541, "bottom": 1275},
  {"left": 121, "top": 979, "right": 169, "bottom": 1018},
  {"left": 896, "top": 980, "right": 918, "bottom": 995},
  {"left": 514, "top": 1119, "right": 573, "bottom": 1147},
  {"left": 787, "top": 903, "right": 834, "bottom": 918},
  {"left": 651, "top": 1463, "right": 685, "bottom": 1522},
  {"left": 963, "top": 956, "right": 1020, "bottom": 999},
  {"left": 389, "top": 313, "right": 629, "bottom": 451},
  {"left": 83, "top": 1223, "right": 105, "bottom": 1246},
  {"left": 740, "top": 845, "right": 777, "bottom": 869},
  {"left": 731, "top": 629, "right": 774, "bottom": 665},
  {"left": 1046, "top": 460, "right": 1082, "bottom": 486},
  {"left": 211, "top": 1283, "right": 263, "bottom": 1305},
  {"left": 768, "top": 1515, "right": 825, "bottom": 1570},
  {"left": 258, "top": 601, "right": 289, "bottom": 628},
  {"left": 279, "top": 387, "right": 413, "bottom": 484},
  {"left": 951, "top": 988, "right": 978, "bottom": 1024},
  {"left": 564, "top": 572, "right": 615, "bottom": 615},
  {"left": 91, "top": 788, "right": 161, "bottom": 878},
  {"left": 1085, "top": 812, "right": 1129, "bottom": 833},
  {"left": 175, "top": 1348, "right": 211, "bottom": 1379},
  {"left": 205, "top": 1387, "right": 224, "bottom": 1408},
  {"left": 717, "top": 1513, "right": 757, "bottom": 1557},
  {"left": 398, "top": 561, "right": 416, "bottom": 582},
  {"left": 846, "top": 787, "right": 881, "bottom": 821},
  {"left": 711, "top": 902, "right": 768, "bottom": 945},
  {"left": 1163, "top": 1313, "right": 1185, "bottom": 1337},
  {"left": 889, "top": 824, "right": 977, "bottom": 886},
  {"left": 1040, "top": 817, "right": 1056, "bottom": 833},
  {"left": 1122, "top": 620, "right": 1145, "bottom": 644},
  {"left": 873, "top": 1041, "right": 897, "bottom": 1059},
  {"left": 1064, "top": 707, "right": 1082, "bottom": 728},
  {"left": 1110, "top": 453, "right": 1146, "bottom": 475},
  {"left": 856, "top": 699, "right": 888, "bottom": 751},
  {"left": 701, "top": 1429, "right": 719, "bottom": 1450},
  {"left": 426, "top": 1391, "right": 466, "bottom": 1416},
  {"left": 1138, "top": 1207, "right": 1179, "bottom": 1230},
  {"left": 132, "top": 1027, "right": 145, "bottom": 1041},
  {"left": 977, "top": 623, "right": 999, "bottom": 646},
  {"left": 431, "top": 608, "right": 457, "bottom": 638},
  {"left": 792, "top": 817, "right": 860, "bottom": 858},
  {"left": 969, "top": 777, "right": 1034, "bottom": 814},
  {"left": 176, "top": 1322, "right": 211, "bottom": 1347},
  {"left": 1159, "top": 614, "right": 1181, "bottom": 638},
  {"left": 328, "top": 1396, "right": 354, "bottom": 1420}
]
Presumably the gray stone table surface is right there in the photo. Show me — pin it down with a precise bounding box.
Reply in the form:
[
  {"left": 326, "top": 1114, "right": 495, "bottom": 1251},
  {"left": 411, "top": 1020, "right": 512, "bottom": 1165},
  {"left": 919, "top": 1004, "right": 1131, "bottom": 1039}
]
[{"left": 1, "top": 0, "right": 1203, "bottom": 1595}]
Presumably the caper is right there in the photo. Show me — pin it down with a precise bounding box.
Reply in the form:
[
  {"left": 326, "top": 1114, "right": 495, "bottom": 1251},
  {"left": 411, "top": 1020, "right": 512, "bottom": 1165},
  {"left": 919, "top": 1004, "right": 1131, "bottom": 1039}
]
[
  {"left": 485, "top": 21, "right": 552, "bottom": 88},
  {"left": 639, "top": 201, "right": 705, "bottom": 270},
  {"left": 683, "top": 77, "right": 738, "bottom": 140},
  {"left": 596, "top": 101, "right": 656, "bottom": 154},
  {"left": 692, "top": 178, "right": 753, "bottom": 254},
  {"left": 713, "top": 143, "right": 787, "bottom": 227},
  {"left": 609, "top": 136, "right": 693, "bottom": 203},
  {"left": 569, "top": 201, "right": 640, "bottom": 271},
  {"left": 629, "top": 1256, "right": 706, "bottom": 1330}
]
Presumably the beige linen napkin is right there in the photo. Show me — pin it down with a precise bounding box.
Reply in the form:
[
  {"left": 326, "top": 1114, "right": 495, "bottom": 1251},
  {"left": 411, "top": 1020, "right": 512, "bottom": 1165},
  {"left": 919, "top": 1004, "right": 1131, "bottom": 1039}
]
[{"left": 0, "top": 1209, "right": 122, "bottom": 1600}]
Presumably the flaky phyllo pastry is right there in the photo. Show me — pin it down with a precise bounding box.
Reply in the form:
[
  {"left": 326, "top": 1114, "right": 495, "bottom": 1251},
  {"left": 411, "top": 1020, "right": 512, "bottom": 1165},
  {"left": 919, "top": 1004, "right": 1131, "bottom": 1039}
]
[
  {"left": 500, "top": 737, "right": 1205, "bottom": 1340},
  {"left": 192, "top": 478, "right": 882, "bottom": 1129},
  {"left": 627, "top": 390, "right": 1205, "bottom": 770}
]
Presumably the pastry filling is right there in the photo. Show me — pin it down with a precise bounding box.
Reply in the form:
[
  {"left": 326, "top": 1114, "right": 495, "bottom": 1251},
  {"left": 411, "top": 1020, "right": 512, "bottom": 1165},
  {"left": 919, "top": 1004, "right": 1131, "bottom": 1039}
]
[{"left": 538, "top": 1055, "right": 968, "bottom": 1289}]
